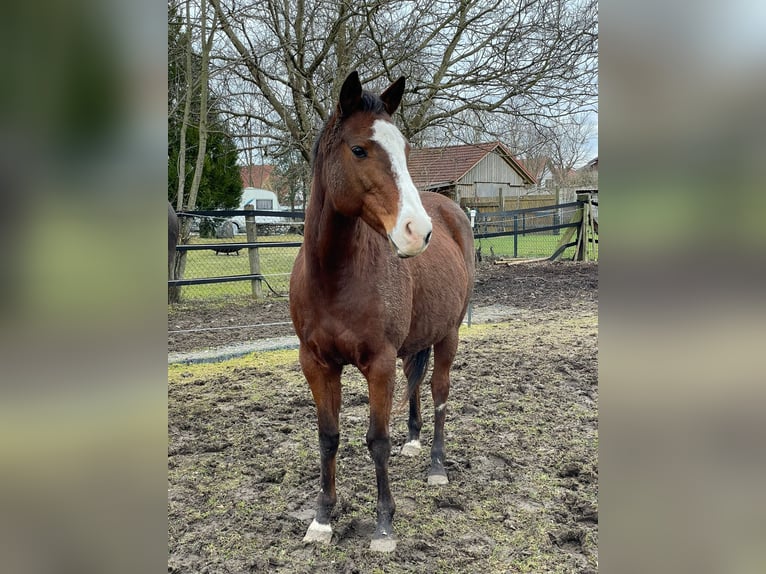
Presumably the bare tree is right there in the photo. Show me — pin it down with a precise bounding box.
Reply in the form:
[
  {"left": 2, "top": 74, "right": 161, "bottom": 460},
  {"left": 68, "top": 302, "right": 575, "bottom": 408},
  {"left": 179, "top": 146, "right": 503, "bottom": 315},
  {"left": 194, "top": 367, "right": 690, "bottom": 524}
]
[
  {"left": 184, "top": 0, "right": 217, "bottom": 213},
  {"left": 174, "top": 0, "right": 194, "bottom": 215},
  {"left": 170, "top": 0, "right": 218, "bottom": 302},
  {"left": 543, "top": 113, "right": 595, "bottom": 185},
  {"left": 207, "top": 0, "right": 597, "bottom": 182}
]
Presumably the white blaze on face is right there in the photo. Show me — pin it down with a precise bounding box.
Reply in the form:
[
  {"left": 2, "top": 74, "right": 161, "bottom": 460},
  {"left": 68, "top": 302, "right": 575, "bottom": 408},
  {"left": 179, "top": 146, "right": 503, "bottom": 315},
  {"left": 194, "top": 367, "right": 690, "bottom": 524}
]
[{"left": 370, "top": 119, "right": 433, "bottom": 257}]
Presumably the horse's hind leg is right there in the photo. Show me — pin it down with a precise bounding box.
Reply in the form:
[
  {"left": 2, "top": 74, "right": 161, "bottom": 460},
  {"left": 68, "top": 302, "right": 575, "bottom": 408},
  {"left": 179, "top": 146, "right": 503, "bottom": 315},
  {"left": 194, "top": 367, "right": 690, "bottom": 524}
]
[
  {"left": 428, "top": 331, "right": 459, "bottom": 485},
  {"left": 299, "top": 346, "right": 342, "bottom": 544},
  {"left": 401, "top": 391, "right": 422, "bottom": 455},
  {"left": 401, "top": 349, "right": 430, "bottom": 456}
]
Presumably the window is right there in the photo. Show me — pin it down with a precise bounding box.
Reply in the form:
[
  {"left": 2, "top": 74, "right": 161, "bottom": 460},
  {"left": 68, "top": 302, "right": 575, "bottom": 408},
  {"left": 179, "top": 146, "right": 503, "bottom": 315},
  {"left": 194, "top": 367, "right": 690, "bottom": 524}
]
[{"left": 255, "top": 199, "right": 273, "bottom": 210}]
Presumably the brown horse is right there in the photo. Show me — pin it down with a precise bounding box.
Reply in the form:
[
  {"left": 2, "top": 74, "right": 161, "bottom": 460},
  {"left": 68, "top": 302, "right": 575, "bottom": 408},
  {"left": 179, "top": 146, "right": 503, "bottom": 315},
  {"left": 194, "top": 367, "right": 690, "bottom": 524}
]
[{"left": 289, "top": 71, "right": 475, "bottom": 552}]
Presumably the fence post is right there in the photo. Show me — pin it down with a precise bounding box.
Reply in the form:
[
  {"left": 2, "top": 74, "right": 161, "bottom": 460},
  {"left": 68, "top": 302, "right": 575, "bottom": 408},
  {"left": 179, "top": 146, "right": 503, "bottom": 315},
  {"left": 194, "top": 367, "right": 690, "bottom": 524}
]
[
  {"left": 245, "top": 205, "right": 263, "bottom": 298},
  {"left": 550, "top": 201, "right": 582, "bottom": 261},
  {"left": 574, "top": 192, "right": 592, "bottom": 262},
  {"left": 513, "top": 214, "right": 519, "bottom": 258}
]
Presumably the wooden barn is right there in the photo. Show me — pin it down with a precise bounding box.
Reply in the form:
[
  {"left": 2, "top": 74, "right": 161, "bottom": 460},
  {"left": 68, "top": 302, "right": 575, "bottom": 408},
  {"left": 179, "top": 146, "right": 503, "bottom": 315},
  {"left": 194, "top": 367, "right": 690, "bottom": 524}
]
[{"left": 407, "top": 142, "right": 545, "bottom": 212}]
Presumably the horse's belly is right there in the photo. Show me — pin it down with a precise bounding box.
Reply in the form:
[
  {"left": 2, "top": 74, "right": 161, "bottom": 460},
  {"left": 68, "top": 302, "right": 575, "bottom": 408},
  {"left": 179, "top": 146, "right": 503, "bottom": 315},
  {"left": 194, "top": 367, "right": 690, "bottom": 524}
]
[
  {"left": 398, "top": 318, "right": 456, "bottom": 356},
  {"left": 399, "top": 302, "right": 466, "bottom": 356},
  {"left": 399, "top": 225, "right": 473, "bottom": 357}
]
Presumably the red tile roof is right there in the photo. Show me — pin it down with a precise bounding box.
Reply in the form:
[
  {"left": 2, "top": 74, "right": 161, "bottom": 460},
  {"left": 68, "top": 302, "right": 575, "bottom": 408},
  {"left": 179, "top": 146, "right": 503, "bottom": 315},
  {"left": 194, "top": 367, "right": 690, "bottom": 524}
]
[
  {"left": 240, "top": 164, "right": 274, "bottom": 189},
  {"left": 407, "top": 141, "right": 536, "bottom": 189}
]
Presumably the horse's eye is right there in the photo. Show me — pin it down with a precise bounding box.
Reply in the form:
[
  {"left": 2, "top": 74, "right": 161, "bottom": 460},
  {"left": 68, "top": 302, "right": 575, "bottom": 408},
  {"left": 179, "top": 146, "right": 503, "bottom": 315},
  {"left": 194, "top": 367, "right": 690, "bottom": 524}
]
[{"left": 351, "top": 146, "right": 367, "bottom": 158}]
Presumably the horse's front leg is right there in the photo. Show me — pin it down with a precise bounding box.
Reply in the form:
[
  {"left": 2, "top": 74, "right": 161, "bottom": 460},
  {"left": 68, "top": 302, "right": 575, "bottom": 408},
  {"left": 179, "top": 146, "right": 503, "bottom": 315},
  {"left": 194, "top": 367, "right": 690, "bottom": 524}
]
[
  {"left": 299, "top": 345, "right": 342, "bottom": 544},
  {"left": 362, "top": 351, "right": 398, "bottom": 552}
]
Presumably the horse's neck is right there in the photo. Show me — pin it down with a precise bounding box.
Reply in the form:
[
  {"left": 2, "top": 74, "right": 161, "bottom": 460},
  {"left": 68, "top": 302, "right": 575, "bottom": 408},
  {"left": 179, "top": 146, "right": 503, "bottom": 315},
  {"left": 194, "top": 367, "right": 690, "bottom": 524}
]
[{"left": 303, "top": 181, "right": 375, "bottom": 278}]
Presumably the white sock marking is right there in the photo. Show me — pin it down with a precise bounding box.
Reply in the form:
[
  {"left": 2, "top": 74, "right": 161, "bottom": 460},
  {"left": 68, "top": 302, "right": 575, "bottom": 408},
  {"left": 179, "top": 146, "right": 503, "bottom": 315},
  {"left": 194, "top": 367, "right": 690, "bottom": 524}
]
[
  {"left": 401, "top": 440, "right": 422, "bottom": 456},
  {"left": 428, "top": 473, "right": 449, "bottom": 486},
  {"left": 307, "top": 519, "right": 332, "bottom": 532},
  {"left": 303, "top": 519, "right": 333, "bottom": 543}
]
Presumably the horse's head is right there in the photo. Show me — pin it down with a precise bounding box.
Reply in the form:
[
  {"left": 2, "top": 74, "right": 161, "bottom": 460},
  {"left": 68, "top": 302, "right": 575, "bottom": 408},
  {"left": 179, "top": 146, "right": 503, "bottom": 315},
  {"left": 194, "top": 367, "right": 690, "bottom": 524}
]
[{"left": 319, "top": 71, "right": 432, "bottom": 258}]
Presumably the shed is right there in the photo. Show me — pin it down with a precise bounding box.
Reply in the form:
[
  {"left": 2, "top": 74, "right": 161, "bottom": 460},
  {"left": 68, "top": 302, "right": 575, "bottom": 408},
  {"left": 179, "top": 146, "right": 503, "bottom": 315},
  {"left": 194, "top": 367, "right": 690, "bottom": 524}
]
[{"left": 407, "top": 142, "right": 541, "bottom": 212}]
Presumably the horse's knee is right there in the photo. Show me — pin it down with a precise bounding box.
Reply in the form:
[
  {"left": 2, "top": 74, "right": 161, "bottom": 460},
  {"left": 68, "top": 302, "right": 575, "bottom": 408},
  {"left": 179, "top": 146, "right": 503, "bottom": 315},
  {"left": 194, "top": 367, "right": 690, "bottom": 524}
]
[
  {"left": 319, "top": 431, "right": 340, "bottom": 458},
  {"left": 366, "top": 435, "right": 391, "bottom": 464},
  {"left": 430, "top": 378, "right": 450, "bottom": 406}
]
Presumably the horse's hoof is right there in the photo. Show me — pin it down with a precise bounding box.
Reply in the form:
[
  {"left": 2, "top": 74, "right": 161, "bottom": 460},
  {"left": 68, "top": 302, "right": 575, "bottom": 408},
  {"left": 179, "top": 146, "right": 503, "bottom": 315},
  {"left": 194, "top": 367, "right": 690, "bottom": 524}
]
[
  {"left": 369, "top": 536, "right": 397, "bottom": 552},
  {"left": 401, "top": 440, "right": 422, "bottom": 457},
  {"left": 303, "top": 519, "right": 332, "bottom": 544},
  {"left": 427, "top": 472, "right": 449, "bottom": 486}
]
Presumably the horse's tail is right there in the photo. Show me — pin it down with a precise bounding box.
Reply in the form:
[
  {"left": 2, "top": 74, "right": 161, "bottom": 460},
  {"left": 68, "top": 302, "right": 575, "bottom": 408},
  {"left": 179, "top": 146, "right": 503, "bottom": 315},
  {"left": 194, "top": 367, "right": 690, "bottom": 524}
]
[{"left": 399, "top": 347, "right": 431, "bottom": 409}]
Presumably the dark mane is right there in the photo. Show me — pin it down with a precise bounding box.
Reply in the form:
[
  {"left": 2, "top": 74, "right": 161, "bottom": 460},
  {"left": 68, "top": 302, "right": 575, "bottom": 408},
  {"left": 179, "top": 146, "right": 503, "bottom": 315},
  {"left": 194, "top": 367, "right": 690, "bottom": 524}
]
[
  {"left": 358, "top": 91, "right": 387, "bottom": 115},
  {"left": 312, "top": 90, "right": 387, "bottom": 164}
]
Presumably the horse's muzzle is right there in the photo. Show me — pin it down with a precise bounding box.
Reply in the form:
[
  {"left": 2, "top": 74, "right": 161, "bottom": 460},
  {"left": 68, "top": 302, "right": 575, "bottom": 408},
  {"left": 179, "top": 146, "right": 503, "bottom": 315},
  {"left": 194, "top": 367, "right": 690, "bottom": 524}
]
[{"left": 388, "top": 232, "right": 430, "bottom": 258}]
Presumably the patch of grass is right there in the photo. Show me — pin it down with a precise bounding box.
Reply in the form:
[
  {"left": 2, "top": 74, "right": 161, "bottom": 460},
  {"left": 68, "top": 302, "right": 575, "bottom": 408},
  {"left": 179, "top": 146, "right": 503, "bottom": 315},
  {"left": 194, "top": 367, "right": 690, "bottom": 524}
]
[
  {"left": 168, "top": 348, "right": 299, "bottom": 384},
  {"left": 475, "top": 231, "right": 598, "bottom": 261},
  {"left": 176, "top": 234, "right": 302, "bottom": 300}
]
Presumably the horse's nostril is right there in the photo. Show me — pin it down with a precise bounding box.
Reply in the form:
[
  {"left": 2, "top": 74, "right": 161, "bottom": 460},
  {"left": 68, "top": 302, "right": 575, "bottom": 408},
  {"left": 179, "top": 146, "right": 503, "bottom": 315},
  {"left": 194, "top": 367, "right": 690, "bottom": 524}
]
[{"left": 424, "top": 231, "right": 432, "bottom": 245}]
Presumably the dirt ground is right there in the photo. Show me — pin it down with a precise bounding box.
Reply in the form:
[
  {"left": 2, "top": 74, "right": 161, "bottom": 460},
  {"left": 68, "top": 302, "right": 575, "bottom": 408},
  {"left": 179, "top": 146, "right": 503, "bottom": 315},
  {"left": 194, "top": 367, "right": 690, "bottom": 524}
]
[
  {"left": 168, "top": 261, "right": 598, "bottom": 573},
  {"left": 168, "top": 261, "right": 597, "bottom": 354}
]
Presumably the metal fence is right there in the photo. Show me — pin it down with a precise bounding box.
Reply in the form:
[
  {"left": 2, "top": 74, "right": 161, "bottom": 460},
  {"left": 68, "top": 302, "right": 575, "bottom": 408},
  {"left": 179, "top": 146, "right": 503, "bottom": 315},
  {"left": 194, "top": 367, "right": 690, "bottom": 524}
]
[
  {"left": 170, "top": 208, "right": 303, "bottom": 300},
  {"left": 473, "top": 201, "right": 586, "bottom": 261},
  {"left": 169, "top": 198, "right": 597, "bottom": 301}
]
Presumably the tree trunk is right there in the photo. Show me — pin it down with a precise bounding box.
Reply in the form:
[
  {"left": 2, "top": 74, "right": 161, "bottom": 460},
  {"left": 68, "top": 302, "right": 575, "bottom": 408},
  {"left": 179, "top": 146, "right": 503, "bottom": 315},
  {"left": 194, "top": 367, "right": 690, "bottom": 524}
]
[
  {"left": 169, "top": 0, "right": 195, "bottom": 304},
  {"left": 170, "top": 0, "right": 213, "bottom": 303}
]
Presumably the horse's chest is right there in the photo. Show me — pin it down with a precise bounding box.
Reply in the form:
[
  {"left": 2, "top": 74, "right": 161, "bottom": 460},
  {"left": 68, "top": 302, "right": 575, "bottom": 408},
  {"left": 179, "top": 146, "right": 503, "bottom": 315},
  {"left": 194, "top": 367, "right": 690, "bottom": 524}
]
[
  {"left": 303, "top": 286, "right": 409, "bottom": 363},
  {"left": 326, "top": 288, "right": 407, "bottom": 334}
]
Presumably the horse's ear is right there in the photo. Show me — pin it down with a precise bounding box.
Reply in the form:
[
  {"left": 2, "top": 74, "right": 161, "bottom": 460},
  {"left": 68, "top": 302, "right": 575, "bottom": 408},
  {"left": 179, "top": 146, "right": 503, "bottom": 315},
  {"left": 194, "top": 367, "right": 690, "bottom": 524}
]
[
  {"left": 381, "top": 76, "right": 406, "bottom": 116},
  {"left": 339, "top": 71, "right": 362, "bottom": 116}
]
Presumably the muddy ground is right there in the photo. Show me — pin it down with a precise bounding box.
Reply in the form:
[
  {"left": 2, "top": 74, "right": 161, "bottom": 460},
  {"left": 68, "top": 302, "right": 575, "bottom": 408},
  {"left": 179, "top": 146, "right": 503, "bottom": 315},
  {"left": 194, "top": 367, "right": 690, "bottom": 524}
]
[
  {"left": 168, "top": 262, "right": 597, "bottom": 354},
  {"left": 168, "top": 261, "right": 598, "bottom": 573}
]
